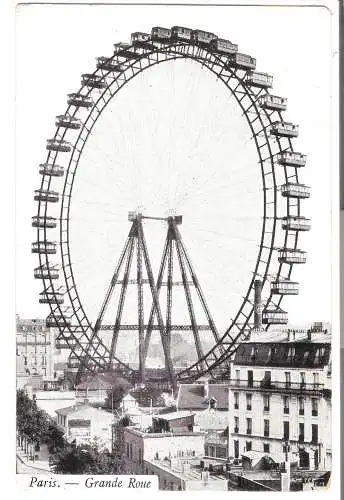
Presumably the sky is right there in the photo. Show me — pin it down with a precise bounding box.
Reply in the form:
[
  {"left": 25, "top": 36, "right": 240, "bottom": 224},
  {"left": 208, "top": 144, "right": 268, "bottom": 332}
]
[{"left": 15, "top": 3, "right": 335, "bottom": 346}]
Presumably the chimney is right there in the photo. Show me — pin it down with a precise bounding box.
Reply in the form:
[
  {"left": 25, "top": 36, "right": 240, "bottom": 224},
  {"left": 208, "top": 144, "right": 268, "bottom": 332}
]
[
  {"left": 254, "top": 280, "right": 263, "bottom": 329},
  {"left": 204, "top": 379, "right": 209, "bottom": 399}
]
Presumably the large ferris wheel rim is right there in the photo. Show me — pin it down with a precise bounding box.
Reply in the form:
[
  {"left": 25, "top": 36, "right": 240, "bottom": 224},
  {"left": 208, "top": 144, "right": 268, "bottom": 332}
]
[{"left": 35, "top": 32, "right": 303, "bottom": 381}]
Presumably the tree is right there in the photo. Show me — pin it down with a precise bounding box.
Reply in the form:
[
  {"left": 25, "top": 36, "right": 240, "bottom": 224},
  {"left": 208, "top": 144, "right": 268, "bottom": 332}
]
[
  {"left": 16, "top": 390, "right": 49, "bottom": 445},
  {"left": 53, "top": 441, "right": 120, "bottom": 474},
  {"left": 105, "top": 385, "right": 127, "bottom": 410}
]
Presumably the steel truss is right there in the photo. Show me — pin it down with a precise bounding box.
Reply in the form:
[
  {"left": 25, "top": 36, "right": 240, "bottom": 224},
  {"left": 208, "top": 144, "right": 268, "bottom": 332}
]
[{"left": 33, "top": 28, "right": 308, "bottom": 385}]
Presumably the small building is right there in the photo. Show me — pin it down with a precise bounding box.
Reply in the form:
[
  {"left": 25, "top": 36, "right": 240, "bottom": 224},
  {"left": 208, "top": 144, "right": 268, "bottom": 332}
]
[
  {"left": 75, "top": 372, "right": 131, "bottom": 404},
  {"left": 121, "top": 425, "right": 206, "bottom": 474},
  {"left": 55, "top": 403, "right": 115, "bottom": 450},
  {"left": 152, "top": 411, "right": 195, "bottom": 433}
]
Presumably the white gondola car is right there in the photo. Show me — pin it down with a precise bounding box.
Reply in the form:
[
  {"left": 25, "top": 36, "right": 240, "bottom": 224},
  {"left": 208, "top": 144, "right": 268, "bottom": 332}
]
[
  {"left": 191, "top": 29, "right": 217, "bottom": 45},
  {"left": 281, "top": 183, "right": 311, "bottom": 199},
  {"left": 32, "top": 215, "right": 57, "bottom": 228},
  {"left": 210, "top": 38, "right": 238, "bottom": 54},
  {"left": 81, "top": 74, "right": 107, "bottom": 89},
  {"left": 131, "top": 32, "right": 151, "bottom": 45},
  {"left": 67, "top": 93, "right": 93, "bottom": 108},
  {"left": 96, "top": 57, "right": 123, "bottom": 72},
  {"left": 171, "top": 26, "right": 193, "bottom": 41},
  {"left": 271, "top": 280, "right": 299, "bottom": 295},
  {"left": 34, "top": 265, "right": 59, "bottom": 280},
  {"left": 31, "top": 241, "right": 57, "bottom": 254},
  {"left": 246, "top": 72, "right": 273, "bottom": 88},
  {"left": 39, "top": 163, "right": 64, "bottom": 177},
  {"left": 228, "top": 52, "right": 256, "bottom": 70},
  {"left": 34, "top": 189, "right": 59, "bottom": 203},
  {"left": 282, "top": 216, "right": 311, "bottom": 232},
  {"left": 262, "top": 308, "right": 288, "bottom": 325},
  {"left": 55, "top": 114, "right": 82, "bottom": 129},
  {"left": 151, "top": 27, "right": 172, "bottom": 41},
  {"left": 277, "top": 151, "right": 307, "bottom": 167},
  {"left": 258, "top": 94, "right": 287, "bottom": 111},
  {"left": 46, "top": 139, "right": 72, "bottom": 152},
  {"left": 270, "top": 121, "right": 299, "bottom": 138},
  {"left": 39, "top": 291, "right": 64, "bottom": 304},
  {"left": 278, "top": 248, "right": 307, "bottom": 264}
]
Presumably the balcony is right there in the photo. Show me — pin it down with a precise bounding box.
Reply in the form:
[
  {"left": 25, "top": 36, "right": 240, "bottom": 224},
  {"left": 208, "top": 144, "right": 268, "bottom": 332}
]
[{"left": 229, "top": 379, "right": 324, "bottom": 395}]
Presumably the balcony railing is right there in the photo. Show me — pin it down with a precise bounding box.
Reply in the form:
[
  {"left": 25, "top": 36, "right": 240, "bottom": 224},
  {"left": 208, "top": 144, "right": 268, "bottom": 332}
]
[{"left": 230, "top": 379, "right": 324, "bottom": 394}]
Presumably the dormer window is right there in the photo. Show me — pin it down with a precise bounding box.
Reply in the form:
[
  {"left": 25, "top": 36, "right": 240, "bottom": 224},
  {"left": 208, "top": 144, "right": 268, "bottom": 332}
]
[{"left": 209, "top": 397, "right": 217, "bottom": 410}]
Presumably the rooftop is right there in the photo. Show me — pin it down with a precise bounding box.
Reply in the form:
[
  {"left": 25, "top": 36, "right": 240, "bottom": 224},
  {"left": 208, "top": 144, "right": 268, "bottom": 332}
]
[
  {"left": 145, "top": 458, "right": 227, "bottom": 484},
  {"left": 153, "top": 410, "right": 194, "bottom": 421},
  {"left": 177, "top": 384, "right": 229, "bottom": 411}
]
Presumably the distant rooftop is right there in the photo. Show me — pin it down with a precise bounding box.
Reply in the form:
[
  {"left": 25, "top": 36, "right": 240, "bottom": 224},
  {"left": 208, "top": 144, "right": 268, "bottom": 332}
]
[
  {"left": 177, "top": 384, "right": 229, "bottom": 411},
  {"left": 153, "top": 410, "right": 194, "bottom": 421}
]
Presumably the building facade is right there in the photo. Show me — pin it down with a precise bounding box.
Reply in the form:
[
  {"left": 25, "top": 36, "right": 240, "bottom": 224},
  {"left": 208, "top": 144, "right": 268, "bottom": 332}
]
[
  {"left": 228, "top": 327, "right": 331, "bottom": 471},
  {"left": 16, "top": 315, "right": 56, "bottom": 381},
  {"left": 55, "top": 404, "right": 115, "bottom": 450}
]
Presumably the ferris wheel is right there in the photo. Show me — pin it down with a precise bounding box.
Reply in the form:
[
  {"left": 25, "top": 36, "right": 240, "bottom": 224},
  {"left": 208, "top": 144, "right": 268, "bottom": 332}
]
[{"left": 32, "top": 26, "right": 310, "bottom": 389}]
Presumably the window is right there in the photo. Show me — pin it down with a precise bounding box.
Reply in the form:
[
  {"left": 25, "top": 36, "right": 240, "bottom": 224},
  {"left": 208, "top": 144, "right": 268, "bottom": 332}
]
[
  {"left": 246, "top": 441, "right": 252, "bottom": 452},
  {"left": 247, "top": 370, "right": 253, "bottom": 388},
  {"left": 234, "top": 440, "right": 239, "bottom": 459},
  {"left": 234, "top": 416, "right": 239, "bottom": 433},
  {"left": 262, "top": 371, "right": 271, "bottom": 388},
  {"left": 246, "top": 393, "right": 252, "bottom": 411},
  {"left": 129, "top": 444, "right": 133, "bottom": 459},
  {"left": 287, "top": 347, "right": 295, "bottom": 362},
  {"left": 299, "top": 423, "right": 304, "bottom": 442},
  {"left": 263, "top": 443, "right": 270, "bottom": 453},
  {"left": 283, "top": 421, "right": 289, "bottom": 440},
  {"left": 234, "top": 392, "right": 239, "bottom": 410},
  {"left": 246, "top": 418, "right": 252, "bottom": 435},
  {"left": 138, "top": 448, "right": 142, "bottom": 465},
  {"left": 313, "top": 373, "right": 320, "bottom": 388},
  {"left": 285, "top": 372, "right": 291, "bottom": 388},
  {"left": 283, "top": 396, "right": 290, "bottom": 414},
  {"left": 299, "top": 397, "right": 305, "bottom": 415},
  {"left": 311, "top": 398, "right": 318, "bottom": 417},
  {"left": 263, "top": 394, "right": 270, "bottom": 412},
  {"left": 235, "top": 369, "right": 240, "bottom": 383},
  {"left": 264, "top": 419, "right": 269, "bottom": 437},
  {"left": 24, "top": 356, "right": 27, "bottom": 366},
  {"left": 311, "top": 424, "right": 318, "bottom": 444},
  {"left": 300, "top": 372, "right": 306, "bottom": 388},
  {"left": 126, "top": 444, "right": 129, "bottom": 457}
]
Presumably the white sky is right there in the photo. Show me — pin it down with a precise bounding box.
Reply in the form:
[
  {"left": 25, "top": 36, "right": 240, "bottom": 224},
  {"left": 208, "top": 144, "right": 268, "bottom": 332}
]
[{"left": 15, "top": 3, "right": 334, "bottom": 338}]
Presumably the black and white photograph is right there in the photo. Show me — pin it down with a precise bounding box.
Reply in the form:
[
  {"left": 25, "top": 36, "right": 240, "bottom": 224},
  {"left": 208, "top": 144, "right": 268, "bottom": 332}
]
[{"left": 12, "top": 0, "right": 339, "bottom": 493}]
